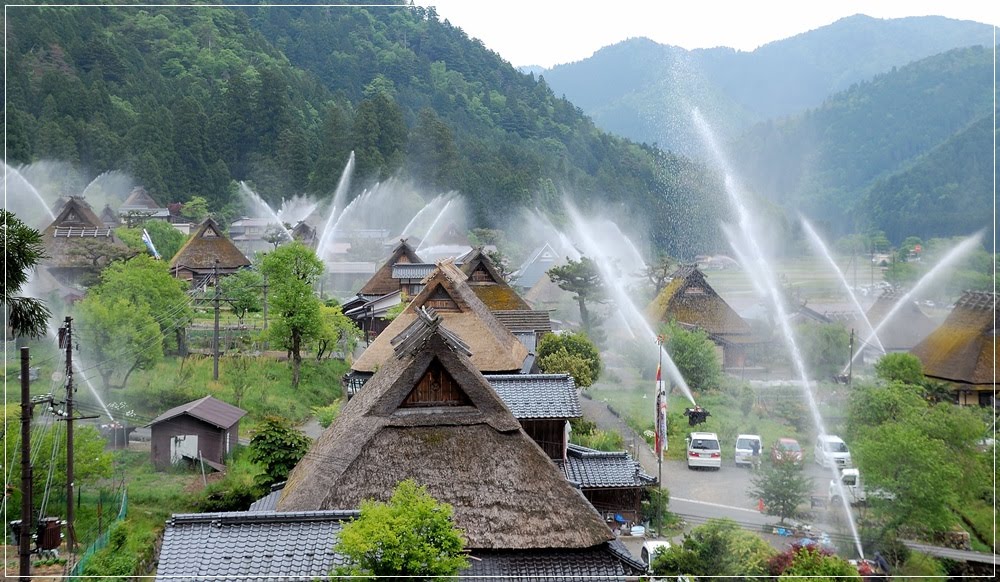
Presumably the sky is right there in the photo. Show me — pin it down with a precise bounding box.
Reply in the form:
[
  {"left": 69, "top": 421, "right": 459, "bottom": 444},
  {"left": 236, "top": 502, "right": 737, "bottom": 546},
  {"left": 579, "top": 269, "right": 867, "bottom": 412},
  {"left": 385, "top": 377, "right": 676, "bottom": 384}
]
[{"left": 416, "top": 1, "right": 1000, "bottom": 68}]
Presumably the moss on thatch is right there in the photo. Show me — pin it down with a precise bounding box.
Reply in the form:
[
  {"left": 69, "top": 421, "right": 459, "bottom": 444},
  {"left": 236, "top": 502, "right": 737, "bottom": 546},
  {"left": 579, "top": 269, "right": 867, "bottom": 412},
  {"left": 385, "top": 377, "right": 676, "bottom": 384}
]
[
  {"left": 647, "top": 265, "right": 750, "bottom": 336},
  {"left": 911, "top": 291, "right": 996, "bottom": 386}
]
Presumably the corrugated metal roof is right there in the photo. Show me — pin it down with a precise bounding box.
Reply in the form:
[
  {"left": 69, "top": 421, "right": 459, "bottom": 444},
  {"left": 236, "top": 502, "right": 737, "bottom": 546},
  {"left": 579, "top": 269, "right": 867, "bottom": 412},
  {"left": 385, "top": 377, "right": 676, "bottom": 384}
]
[
  {"left": 148, "top": 396, "right": 247, "bottom": 429},
  {"left": 485, "top": 373, "right": 580, "bottom": 419}
]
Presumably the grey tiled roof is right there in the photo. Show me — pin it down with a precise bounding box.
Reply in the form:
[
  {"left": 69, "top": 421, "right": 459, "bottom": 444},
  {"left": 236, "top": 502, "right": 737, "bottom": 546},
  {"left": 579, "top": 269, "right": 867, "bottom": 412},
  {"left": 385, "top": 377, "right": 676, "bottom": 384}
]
[
  {"left": 485, "top": 373, "right": 581, "bottom": 419},
  {"left": 557, "top": 444, "right": 657, "bottom": 489},
  {"left": 157, "top": 510, "right": 642, "bottom": 581},
  {"left": 493, "top": 309, "right": 553, "bottom": 332},
  {"left": 247, "top": 489, "right": 282, "bottom": 512},
  {"left": 463, "top": 541, "right": 644, "bottom": 580},
  {"left": 156, "top": 510, "right": 357, "bottom": 581},
  {"left": 391, "top": 262, "right": 438, "bottom": 279}
]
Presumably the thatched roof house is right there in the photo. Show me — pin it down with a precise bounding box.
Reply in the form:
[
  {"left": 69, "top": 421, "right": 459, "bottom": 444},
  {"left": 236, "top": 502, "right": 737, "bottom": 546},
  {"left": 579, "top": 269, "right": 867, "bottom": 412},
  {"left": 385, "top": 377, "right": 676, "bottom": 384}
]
[
  {"left": 279, "top": 309, "right": 614, "bottom": 551},
  {"left": 351, "top": 260, "right": 529, "bottom": 375},
  {"left": 514, "top": 242, "right": 561, "bottom": 291},
  {"left": 911, "top": 291, "right": 997, "bottom": 406},
  {"left": 118, "top": 186, "right": 170, "bottom": 225},
  {"left": 460, "top": 248, "right": 531, "bottom": 311},
  {"left": 169, "top": 218, "right": 250, "bottom": 284},
  {"left": 864, "top": 290, "right": 937, "bottom": 351},
  {"left": 41, "top": 197, "right": 129, "bottom": 286},
  {"left": 357, "top": 238, "right": 422, "bottom": 298},
  {"left": 647, "top": 265, "right": 754, "bottom": 368}
]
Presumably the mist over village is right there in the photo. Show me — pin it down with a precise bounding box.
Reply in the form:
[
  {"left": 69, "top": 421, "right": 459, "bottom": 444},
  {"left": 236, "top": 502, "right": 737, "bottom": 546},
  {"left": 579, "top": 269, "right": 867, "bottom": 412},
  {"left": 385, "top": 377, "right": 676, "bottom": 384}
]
[{"left": 3, "top": 3, "right": 996, "bottom": 579}]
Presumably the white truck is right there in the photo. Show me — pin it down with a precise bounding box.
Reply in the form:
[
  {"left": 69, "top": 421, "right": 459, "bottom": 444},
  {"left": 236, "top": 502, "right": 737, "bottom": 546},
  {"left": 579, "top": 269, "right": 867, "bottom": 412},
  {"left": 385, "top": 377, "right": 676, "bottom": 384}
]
[{"left": 828, "top": 468, "right": 892, "bottom": 505}]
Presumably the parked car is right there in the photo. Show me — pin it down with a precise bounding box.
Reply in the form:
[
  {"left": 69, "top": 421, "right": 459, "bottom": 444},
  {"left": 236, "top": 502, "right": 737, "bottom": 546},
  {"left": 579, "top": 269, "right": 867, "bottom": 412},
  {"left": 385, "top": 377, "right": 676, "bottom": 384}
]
[
  {"left": 686, "top": 432, "right": 721, "bottom": 470},
  {"left": 734, "top": 434, "right": 762, "bottom": 468},
  {"left": 640, "top": 539, "right": 671, "bottom": 571},
  {"left": 814, "top": 434, "right": 852, "bottom": 469},
  {"left": 771, "top": 437, "right": 802, "bottom": 465}
]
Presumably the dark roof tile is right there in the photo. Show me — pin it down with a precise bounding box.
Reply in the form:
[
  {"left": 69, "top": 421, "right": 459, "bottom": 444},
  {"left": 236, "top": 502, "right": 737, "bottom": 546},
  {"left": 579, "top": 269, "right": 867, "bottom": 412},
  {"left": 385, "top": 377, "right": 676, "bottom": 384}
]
[{"left": 485, "top": 374, "right": 581, "bottom": 419}]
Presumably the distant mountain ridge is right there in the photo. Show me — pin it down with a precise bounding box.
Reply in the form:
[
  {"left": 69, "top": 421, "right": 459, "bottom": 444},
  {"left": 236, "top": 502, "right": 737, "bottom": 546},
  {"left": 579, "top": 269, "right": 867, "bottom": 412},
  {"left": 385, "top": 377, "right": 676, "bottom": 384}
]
[{"left": 539, "top": 15, "right": 995, "bottom": 154}]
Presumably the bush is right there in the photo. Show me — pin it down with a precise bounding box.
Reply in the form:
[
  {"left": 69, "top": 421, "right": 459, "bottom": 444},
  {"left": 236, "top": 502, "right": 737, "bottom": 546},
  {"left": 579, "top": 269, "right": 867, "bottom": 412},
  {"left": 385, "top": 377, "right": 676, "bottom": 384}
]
[
  {"left": 313, "top": 400, "right": 342, "bottom": 428},
  {"left": 537, "top": 332, "right": 602, "bottom": 385}
]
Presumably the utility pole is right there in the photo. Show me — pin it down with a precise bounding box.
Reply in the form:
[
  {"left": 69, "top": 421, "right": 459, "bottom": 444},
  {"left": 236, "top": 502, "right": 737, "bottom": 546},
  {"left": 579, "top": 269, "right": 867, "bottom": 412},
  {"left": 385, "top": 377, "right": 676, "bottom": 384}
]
[
  {"left": 61, "top": 316, "right": 76, "bottom": 556},
  {"left": 20, "top": 347, "right": 32, "bottom": 581},
  {"left": 262, "top": 270, "right": 269, "bottom": 350},
  {"left": 213, "top": 260, "right": 220, "bottom": 380},
  {"left": 848, "top": 329, "right": 855, "bottom": 388}
]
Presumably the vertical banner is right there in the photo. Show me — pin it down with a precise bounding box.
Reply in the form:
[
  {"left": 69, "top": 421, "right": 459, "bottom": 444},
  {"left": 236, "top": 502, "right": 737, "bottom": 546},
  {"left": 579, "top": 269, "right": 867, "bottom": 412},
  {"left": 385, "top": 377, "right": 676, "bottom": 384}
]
[{"left": 655, "top": 363, "right": 667, "bottom": 456}]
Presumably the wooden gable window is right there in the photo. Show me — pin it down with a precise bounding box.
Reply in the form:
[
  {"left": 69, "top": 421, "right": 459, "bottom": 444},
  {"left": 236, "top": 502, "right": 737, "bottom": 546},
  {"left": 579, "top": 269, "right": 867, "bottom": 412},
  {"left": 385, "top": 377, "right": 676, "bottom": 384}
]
[
  {"left": 401, "top": 359, "right": 471, "bottom": 407},
  {"left": 422, "top": 284, "right": 459, "bottom": 312},
  {"left": 470, "top": 263, "right": 495, "bottom": 283}
]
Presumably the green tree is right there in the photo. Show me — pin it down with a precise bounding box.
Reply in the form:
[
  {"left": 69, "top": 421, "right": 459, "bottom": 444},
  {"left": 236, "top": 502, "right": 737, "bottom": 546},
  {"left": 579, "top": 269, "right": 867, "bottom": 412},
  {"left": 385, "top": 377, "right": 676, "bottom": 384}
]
[
  {"left": 181, "top": 195, "right": 210, "bottom": 222},
  {"left": 334, "top": 479, "right": 468, "bottom": 580},
  {"left": 263, "top": 223, "right": 290, "bottom": 250},
  {"left": 316, "top": 303, "right": 361, "bottom": 361},
  {"left": 536, "top": 331, "right": 601, "bottom": 386},
  {"left": 220, "top": 268, "right": 263, "bottom": 324},
  {"left": 2, "top": 210, "right": 51, "bottom": 338},
  {"left": 261, "top": 242, "right": 324, "bottom": 387},
  {"left": 547, "top": 256, "right": 605, "bottom": 334},
  {"left": 775, "top": 545, "right": 860, "bottom": 579},
  {"left": 77, "top": 295, "right": 163, "bottom": 389},
  {"left": 140, "top": 219, "right": 188, "bottom": 262},
  {"left": 748, "top": 459, "right": 813, "bottom": 524},
  {"left": 651, "top": 518, "right": 774, "bottom": 577},
  {"left": 874, "top": 352, "right": 924, "bottom": 386},
  {"left": 645, "top": 251, "right": 676, "bottom": 295},
  {"left": 247, "top": 416, "right": 311, "bottom": 489},
  {"left": 660, "top": 321, "right": 721, "bottom": 393},
  {"left": 89, "top": 254, "right": 192, "bottom": 354},
  {"left": 794, "top": 322, "right": 850, "bottom": 379}
]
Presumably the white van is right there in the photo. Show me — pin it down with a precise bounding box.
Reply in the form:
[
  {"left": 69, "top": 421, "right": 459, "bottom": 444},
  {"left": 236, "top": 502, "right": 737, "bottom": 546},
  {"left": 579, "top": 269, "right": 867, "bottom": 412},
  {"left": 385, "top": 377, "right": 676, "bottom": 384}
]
[
  {"left": 814, "top": 434, "right": 852, "bottom": 469},
  {"left": 686, "top": 432, "right": 721, "bottom": 470},
  {"left": 734, "top": 434, "right": 762, "bottom": 468},
  {"left": 640, "top": 539, "right": 671, "bottom": 571}
]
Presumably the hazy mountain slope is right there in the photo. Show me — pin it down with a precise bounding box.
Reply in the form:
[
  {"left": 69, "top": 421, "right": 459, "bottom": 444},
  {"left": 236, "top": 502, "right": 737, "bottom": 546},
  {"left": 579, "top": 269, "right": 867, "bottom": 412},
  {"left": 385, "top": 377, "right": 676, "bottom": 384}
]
[
  {"left": 541, "top": 15, "right": 994, "bottom": 154},
  {"left": 730, "top": 46, "right": 995, "bottom": 238}
]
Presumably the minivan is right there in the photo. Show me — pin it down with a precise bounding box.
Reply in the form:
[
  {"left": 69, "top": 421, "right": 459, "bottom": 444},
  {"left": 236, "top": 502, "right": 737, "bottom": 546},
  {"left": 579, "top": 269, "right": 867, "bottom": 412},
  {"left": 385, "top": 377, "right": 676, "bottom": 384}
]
[
  {"left": 814, "top": 434, "right": 851, "bottom": 469},
  {"left": 734, "top": 434, "right": 762, "bottom": 468},
  {"left": 640, "top": 540, "right": 671, "bottom": 571},
  {"left": 686, "top": 432, "right": 721, "bottom": 470}
]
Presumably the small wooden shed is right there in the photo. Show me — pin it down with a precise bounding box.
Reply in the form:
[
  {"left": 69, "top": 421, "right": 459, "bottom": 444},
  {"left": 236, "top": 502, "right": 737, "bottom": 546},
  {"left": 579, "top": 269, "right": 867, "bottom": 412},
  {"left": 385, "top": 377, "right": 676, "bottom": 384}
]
[{"left": 148, "top": 396, "right": 246, "bottom": 471}]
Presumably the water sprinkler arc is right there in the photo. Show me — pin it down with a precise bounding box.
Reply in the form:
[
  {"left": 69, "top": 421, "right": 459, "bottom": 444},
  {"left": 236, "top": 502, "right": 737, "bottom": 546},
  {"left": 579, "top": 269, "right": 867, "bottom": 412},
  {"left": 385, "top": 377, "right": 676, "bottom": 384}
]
[
  {"left": 5, "top": 163, "right": 56, "bottom": 221},
  {"left": 239, "top": 182, "right": 293, "bottom": 242},
  {"left": 316, "top": 151, "right": 356, "bottom": 261}
]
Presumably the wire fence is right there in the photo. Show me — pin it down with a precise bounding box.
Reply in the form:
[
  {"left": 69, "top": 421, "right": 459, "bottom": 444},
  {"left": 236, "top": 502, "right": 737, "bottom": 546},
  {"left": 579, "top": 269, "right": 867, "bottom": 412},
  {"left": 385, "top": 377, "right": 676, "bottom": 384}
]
[{"left": 68, "top": 487, "right": 127, "bottom": 577}]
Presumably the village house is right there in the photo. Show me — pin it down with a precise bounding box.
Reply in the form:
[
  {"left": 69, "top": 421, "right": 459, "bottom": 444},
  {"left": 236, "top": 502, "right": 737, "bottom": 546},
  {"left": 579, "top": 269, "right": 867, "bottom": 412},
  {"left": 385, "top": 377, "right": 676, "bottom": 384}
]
[
  {"left": 910, "top": 290, "right": 997, "bottom": 407},
  {"left": 341, "top": 239, "right": 424, "bottom": 339},
  {"left": 647, "top": 265, "right": 756, "bottom": 370},
  {"left": 117, "top": 186, "right": 171, "bottom": 226},
  {"left": 169, "top": 218, "right": 251, "bottom": 286},
  {"left": 40, "top": 196, "right": 130, "bottom": 287}
]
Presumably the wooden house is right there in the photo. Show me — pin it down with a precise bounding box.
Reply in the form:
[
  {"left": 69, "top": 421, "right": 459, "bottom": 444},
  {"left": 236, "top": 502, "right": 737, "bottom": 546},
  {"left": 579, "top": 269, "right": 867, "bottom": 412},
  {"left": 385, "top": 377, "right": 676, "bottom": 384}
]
[
  {"left": 291, "top": 221, "right": 317, "bottom": 248},
  {"left": 148, "top": 396, "right": 246, "bottom": 471},
  {"left": 484, "top": 373, "right": 582, "bottom": 460},
  {"left": 169, "top": 218, "right": 251, "bottom": 285},
  {"left": 348, "top": 260, "right": 530, "bottom": 395},
  {"left": 342, "top": 239, "right": 424, "bottom": 339},
  {"left": 647, "top": 265, "right": 755, "bottom": 370},
  {"left": 357, "top": 238, "right": 423, "bottom": 298},
  {"left": 41, "top": 197, "right": 129, "bottom": 287},
  {"left": 911, "top": 291, "right": 997, "bottom": 406},
  {"left": 118, "top": 186, "right": 170, "bottom": 225},
  {"left": 273, "top": 310, "right": 643, "bottom": 576},
  {"left": 864, "top": 290, "right": 937, "bottom": 351},
  {"left": 558, "top": 444, "right": 657, "bottom": 527}
]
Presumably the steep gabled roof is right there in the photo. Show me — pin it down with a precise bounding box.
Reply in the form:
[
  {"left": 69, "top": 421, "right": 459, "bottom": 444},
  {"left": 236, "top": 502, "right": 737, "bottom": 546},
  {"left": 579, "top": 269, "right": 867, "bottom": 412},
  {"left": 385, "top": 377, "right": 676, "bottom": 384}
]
[
  {"left": 358, "top": 238, "right": 423, "bottom": 296},
  {"left": 485, "top": 374, "right": 581, "bottom": 419},
  {"left": 514, "top": 242, "right": 561, "bottom": 289},
  {"left": 864, "top": 290, "right": 937, "bottom": 351},
  {"left": 42, "top": 197, "right": 126, "bottom": 268},
  {"left": 460, "top": 248, "right": 532, "bottom": 311},
  {"left": 647, "top": 265, "right": 751, "bottom": 336},
  {"left": 169, "top": 218, "right": 250, "bottom": 272},
  {"left": 147, "top": 395, "right": 247, "bottom": 430},
  {"left": 910, "top": 291, "right": 997, "bottom": 386},
  {"left": 352, "top": 260, "right": 529, "bottom": 373},
  {"left": 45, "top": 196, "right": 105, "bottom": 230},
  {"left": 120, "top": 186, "right": 161, "bottom": 210},
  {"left": 278, "top": 315, "right": 612, "bottom": 550}
]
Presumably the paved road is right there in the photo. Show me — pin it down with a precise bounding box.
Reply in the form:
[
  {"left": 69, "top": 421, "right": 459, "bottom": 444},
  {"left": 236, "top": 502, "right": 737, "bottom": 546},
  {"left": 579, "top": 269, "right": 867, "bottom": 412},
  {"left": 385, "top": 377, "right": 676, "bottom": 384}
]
[{"left": 901, "top": 540, "right": 998, "bottom": 565}]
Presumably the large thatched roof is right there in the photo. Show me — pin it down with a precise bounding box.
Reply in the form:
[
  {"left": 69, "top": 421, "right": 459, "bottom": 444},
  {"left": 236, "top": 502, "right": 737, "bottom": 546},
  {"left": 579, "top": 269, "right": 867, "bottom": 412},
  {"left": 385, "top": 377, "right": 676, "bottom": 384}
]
[
  {"left": 278, "top": 313, "right": 612, "bottom": 550},
  {"left": 358, "top": 238, "right": 422, "bottom": 297},
  {"left": 42, "top": 197, "right": 126, "bottom": 268},
  {"left": 352, "top": 260, "right": 529, "bottom": 373},
  {"left": 170, "top": 218, "right": 250, "bottom": 274},
  {"left": 461, "top": 248, "right": 532, "bottom": 311},
  {"left": 647, "top": 265, "right": 750, "bottom": 336},
  {"left": 863, "top": 290, "right": 937, "bottom": 351},
  {"left": 910, "top": 291, "right": 997, "bottom": 386}
]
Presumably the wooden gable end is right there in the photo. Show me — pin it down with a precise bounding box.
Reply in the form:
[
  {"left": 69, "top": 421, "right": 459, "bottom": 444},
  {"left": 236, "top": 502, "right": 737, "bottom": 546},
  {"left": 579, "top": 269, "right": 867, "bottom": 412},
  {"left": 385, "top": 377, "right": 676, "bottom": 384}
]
[
  {"left": 419, "top": 283, "right": 460, "bottom": 312},
  {"left": 401, "top": 358, "right": 472, "bottom": 407},
  {"left": 200, "top": 223, "right": 221, "bottom": 238}
]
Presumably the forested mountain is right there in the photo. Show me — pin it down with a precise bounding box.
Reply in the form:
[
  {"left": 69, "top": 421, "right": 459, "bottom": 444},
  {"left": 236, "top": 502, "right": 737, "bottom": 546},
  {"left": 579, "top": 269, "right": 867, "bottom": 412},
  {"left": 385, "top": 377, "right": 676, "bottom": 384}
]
[
  {"left": 3, "top": 2, "right": 727, "bottom": 256},
  {"left": 730, "top": 46, "right": 996, "bottom": 240},
  {"left": 540, "top": 15, "right": 994, "bottom": 155}
]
